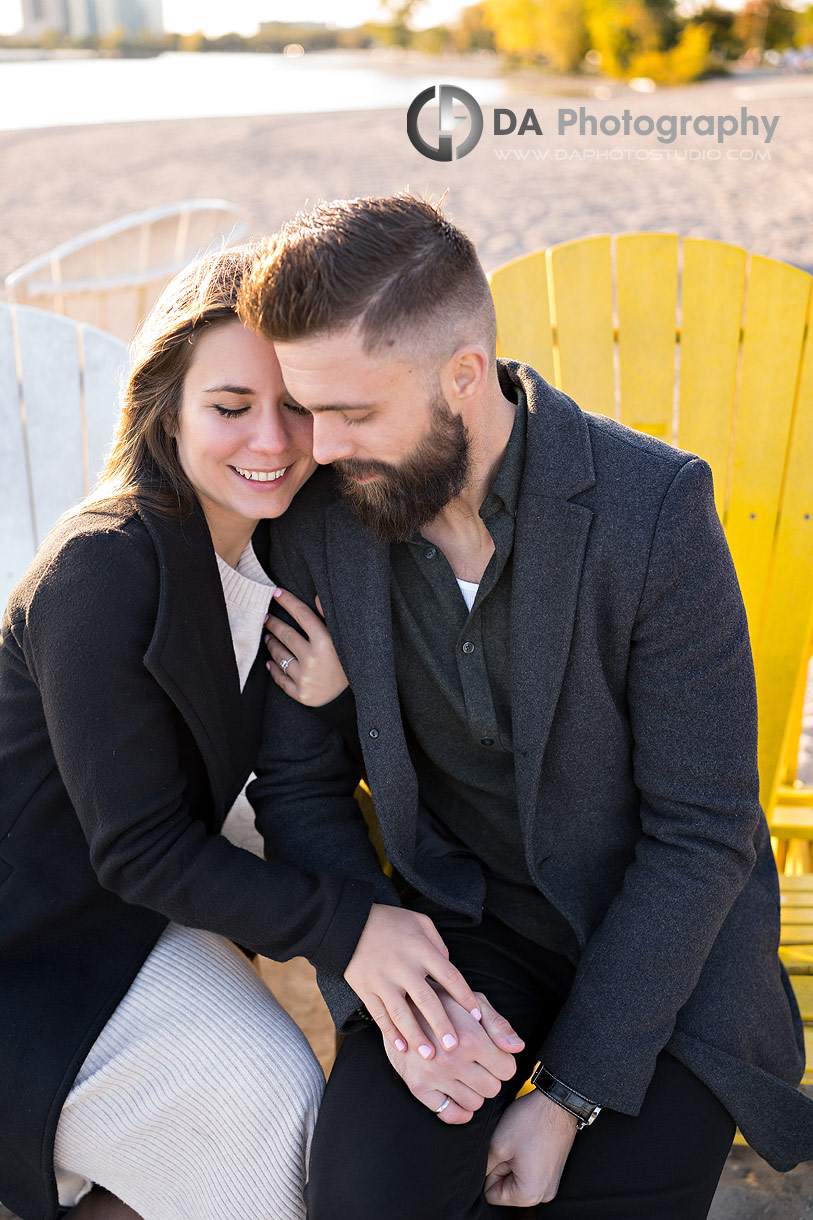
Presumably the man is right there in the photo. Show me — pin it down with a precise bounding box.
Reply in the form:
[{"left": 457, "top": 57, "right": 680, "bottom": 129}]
[{"left": 242, "top": 194, "right": 813, "bottom": 1218}]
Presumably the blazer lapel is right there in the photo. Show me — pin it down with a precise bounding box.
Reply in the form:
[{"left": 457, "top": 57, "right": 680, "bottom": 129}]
[
  {"left": 322, "top": 500, "right": 420, "bottom": 853},
  {"left": 504, "top": 363, "right": 596, "bottom": 843},
  {"left": 139, "top": 503, "right": 239, "bottom": 814}
]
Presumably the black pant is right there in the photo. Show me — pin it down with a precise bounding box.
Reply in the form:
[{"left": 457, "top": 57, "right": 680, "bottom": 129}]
[{"left": 306, "top": 913, "right": 735, "bottom": 1220}]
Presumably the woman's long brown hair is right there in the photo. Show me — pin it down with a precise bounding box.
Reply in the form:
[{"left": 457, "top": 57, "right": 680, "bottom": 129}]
[{"left": 73, "top": 241, "right": 258, "bottom": 521}]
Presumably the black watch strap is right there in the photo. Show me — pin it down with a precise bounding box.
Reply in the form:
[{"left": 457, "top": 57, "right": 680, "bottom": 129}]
[{"left": 531, "top": 1065, "right": 602, "bottom": 1129}]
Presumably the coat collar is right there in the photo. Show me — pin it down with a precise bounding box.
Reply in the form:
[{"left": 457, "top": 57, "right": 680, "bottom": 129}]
[{"left": 137, "top": 501, "right": 258, "bottom": 814}]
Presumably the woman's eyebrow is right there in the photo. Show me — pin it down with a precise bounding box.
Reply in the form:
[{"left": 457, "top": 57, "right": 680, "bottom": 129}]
[{"left": 204, "top": 384, "right": 254, "bottom": 394}]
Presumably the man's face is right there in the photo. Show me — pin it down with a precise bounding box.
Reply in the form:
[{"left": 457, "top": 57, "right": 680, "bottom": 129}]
[{"left": 276, "top": 326, "right": 469, "bottom": 542}]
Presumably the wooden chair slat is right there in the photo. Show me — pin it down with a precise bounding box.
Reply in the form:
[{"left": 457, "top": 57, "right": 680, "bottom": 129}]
[
  {"left": 0, "top": 305, "right": 128, "bottom": 610},
  {"left": 792, "top": 974, "right": 813, "bottom": 1020},
  {"left": 755, "top": 290, "right": 813, "bottom": 814},
  {"left": 490, "top": 250, "right": 555, "bottom": 384},
  {"left": 548, "top": 235, "right": 615, "bottom": 419},
  {"left": 15, "top": 307, "right": 86, "bottom": 543},
  {"left": 0, "top": 305, "right": 37, "bottom": 596},
  {"left": 615, "top": 233, "right": 679, "bottom": 441},
  {"left": 725, "top": 256, "right": 811, "bottom": 651},
  {"left": 678, "top": 239, "right": 747, "bottom": 515},
  {"left": 779, "top": 943, "right": 813, "bottom": 972},
  {"left": 780, "top": 876, "right": 813, "bottom": 899},
  {"left": 82, "top": 325, "right": 128, "bottom": 482}
]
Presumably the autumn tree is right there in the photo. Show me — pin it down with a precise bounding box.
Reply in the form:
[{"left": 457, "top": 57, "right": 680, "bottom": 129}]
[
  {"left": 482, "top": 0, "right": 589, "bottom": 71},
  {"left": 734, "top": 1, "right": 801, "bottom": 53},
  {"left": 379, "top": 0, "right": 426, "bottom": 47}
]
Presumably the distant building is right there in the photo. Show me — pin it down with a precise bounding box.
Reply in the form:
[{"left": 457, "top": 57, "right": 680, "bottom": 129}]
[
  {"left": 22, "top": 0, "right": 163, "bottom": 37},
  {"left": 21, "top": 0, "right": 68, "bottom": 37}
]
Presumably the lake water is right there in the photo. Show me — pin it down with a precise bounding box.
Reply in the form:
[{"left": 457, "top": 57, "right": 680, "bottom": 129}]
[{"left": 0, "top": 50, "right": 511, "bottom": 131}]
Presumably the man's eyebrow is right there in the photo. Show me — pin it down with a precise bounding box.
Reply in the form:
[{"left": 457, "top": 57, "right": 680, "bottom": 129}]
[
  {"left": 282, "top": 393, "right": 375, "bottom": 414},
  {"left": 204, "top": 384, "right": 254, "bottom": 395}
]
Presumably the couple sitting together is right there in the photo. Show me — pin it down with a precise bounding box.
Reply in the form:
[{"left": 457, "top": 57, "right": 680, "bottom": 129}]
[{"left": 1, "top": 194, "right": 811, "bottom": 1220}]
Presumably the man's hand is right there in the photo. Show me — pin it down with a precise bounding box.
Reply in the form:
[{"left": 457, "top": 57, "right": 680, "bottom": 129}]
[
  {"left": 383, "top": 990, "right": 524, "bottom": 1125},
  {"left": 484, "top": 1090, "right": 579, "bottom": 1207},
  {"left": 345, "top": 905, "right": 485, "bottom": 1057}
]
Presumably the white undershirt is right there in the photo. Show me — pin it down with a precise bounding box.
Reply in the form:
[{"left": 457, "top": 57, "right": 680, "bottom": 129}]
[
  {"left": 216, "top": 544, "right": 276, "bottom": 690},
  {"left": 457, "top": 578, "right": 479, "bottom": 612}
]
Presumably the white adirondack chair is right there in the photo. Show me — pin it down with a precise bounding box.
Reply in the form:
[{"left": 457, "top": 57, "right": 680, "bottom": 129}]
[
  {"left": 4, "top": 199, "right": 248, "bottom": 343},
  {"left": 0, "top": 302, "right": 128, "bottom": 611}
]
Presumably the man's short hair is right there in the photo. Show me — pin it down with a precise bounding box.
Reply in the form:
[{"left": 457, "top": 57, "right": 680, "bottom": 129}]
[{"left": 240, "top": 193, "right": 497, "bottom": 363}]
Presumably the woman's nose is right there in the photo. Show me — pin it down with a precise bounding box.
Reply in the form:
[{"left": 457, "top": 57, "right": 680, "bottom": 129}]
[{"left": 245, "top": 405, "right": 293, "bottom": 454}]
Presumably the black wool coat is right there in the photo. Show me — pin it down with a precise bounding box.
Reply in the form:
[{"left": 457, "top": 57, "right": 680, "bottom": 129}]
[
  {"left": 250, "top": 360, "right": 813, "bottom": 1173},
  {"left": 0, "top": 501, "right": 374, "bottom": 1220}
]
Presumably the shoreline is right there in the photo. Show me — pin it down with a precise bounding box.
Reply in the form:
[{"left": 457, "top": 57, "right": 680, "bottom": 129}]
[{"left": 1, "top": 74, "right": 811, "bottom": 287}]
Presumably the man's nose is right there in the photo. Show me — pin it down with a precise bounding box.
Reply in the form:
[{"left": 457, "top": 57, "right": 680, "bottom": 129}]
[{"left": 310, "top": 414, "right": 355, "bottom": 466}]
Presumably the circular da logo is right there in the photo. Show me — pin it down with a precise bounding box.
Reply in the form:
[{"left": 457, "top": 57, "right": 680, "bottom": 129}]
[{"left": 407, "top": 84, "right": 483, "bottom": 161}]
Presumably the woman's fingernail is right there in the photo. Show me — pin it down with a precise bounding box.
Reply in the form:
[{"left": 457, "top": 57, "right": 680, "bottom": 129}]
[
  {"left": 265, "top": 661, "right": 272, "bottom": 671},
  {"left": 264, "top": 634, "right": 270, "bottom": 645},
  {"left": 470, "top": 1007, "right": 482, "bottom": 1021},
  {"left": 395, "top": 1038, "right": 406, "bottom": 1052},
  {"left": 442, "top": 1034, "right": 457, "bottom": 1050},
  {"left": 508, "top": 1034, "right": 524, "bottom": 1048},
  {"left": 273, "top": 587, "right": 284, "bottom": 599},
  {"left": 418, "top": 1044, "right": 433, "bottom": 1059}
]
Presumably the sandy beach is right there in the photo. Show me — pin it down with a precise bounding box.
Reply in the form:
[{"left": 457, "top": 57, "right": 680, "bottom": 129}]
[
  {"left": 2, "top": 61, "right": 813, "bottom": 1217},
  {"left": 1, "top": 72, "right": 812, "bottom": 284}
]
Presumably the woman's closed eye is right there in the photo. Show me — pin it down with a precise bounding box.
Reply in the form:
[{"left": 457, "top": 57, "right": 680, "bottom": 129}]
[{"left": 213, "top": 405, "right": 251, "bottom": 419}]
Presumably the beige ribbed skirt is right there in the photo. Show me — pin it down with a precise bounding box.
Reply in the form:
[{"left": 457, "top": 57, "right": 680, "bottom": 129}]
[{"left": 17, "top": 923, "right": 324, "bottom": 1220}]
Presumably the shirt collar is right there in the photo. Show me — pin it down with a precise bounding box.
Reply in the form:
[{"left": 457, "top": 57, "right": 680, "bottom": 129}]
[{"left": 479, "top": 382, "right": 527, "bottom": 522}]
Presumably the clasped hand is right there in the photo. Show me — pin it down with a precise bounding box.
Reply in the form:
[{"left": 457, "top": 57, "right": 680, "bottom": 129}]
[
  {"left": 383, "top": 986, "right": 524, "bottom": 1125},
  {"left": 345, "top": 906, "right": 523, "bottom": 1114}
]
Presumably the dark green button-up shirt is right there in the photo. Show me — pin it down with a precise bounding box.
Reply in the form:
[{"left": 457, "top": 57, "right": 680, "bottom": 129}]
[{"left": 390, "top": 389, "right": 577, "bottom": 959}]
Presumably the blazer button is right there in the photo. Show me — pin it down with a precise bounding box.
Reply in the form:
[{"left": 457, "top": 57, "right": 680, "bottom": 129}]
[
  {"left": 369, "top": 728, "right": 380, "bottom": 739},
  {"left": 462, "top": 641, "right": 475, "bottom": 654}
]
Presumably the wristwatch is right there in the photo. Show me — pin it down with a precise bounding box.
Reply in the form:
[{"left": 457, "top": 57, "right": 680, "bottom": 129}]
[{"left": 530, "top": 1065, "right": 602, "bottom": 1130}]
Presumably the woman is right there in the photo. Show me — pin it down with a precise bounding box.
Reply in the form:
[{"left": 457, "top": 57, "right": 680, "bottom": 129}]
[{"left": 0, "top": 246, "right": 361, "bottom": 1220}]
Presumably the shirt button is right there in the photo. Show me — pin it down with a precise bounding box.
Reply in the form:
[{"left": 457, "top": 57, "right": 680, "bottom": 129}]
[
  {"left": 481, "top": 737, "right": 494, "bottom": 747},
  {"left": 369, "top": 728, "right": 380, "bottom": 739},
  {"left": 462, "top": 641, "right": 475, "bottom": 654},
  {"left": 424, "top": 546, "right": 437, "bottom": 559}
]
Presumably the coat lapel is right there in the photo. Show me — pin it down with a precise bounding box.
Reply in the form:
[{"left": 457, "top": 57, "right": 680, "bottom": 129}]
[
  {"left": 139, "top": 503, "right": 240, "bottom": 815},
  {"left": 503, "top": 363, "right": 596, "bottom": 840},
  {"left": 322, "top": 500, "right": 421, "bottom": 854}
]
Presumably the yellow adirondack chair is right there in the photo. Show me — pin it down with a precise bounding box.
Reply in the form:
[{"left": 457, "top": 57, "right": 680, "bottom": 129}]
[
  {"left": 489, "top": 234, "right": 813, "bottom": 859},
  {"left": 779, "top": 874, "right": 813, "bottom": 1086}
]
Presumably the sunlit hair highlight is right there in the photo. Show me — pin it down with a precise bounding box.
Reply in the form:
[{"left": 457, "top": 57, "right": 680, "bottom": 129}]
[
  {"left": 239, "top": 193, "right": 496, "bottom": 365},
  {"left": 69, "top": 242, "right": 258, "bottom": 523}
]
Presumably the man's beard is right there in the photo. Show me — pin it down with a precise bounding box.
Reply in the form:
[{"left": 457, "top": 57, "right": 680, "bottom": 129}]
[{"left": 334, "top": 393, "right": 470, "bottom": 544}]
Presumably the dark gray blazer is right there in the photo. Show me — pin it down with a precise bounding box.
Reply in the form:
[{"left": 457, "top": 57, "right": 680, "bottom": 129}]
[{"left": 252, "top": 360, "right": 813, "bottom": 1172}]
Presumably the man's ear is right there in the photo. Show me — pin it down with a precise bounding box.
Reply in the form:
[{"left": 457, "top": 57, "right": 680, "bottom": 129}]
[{"left": 442, "top": 345, "right": 489, "bottom": 408}]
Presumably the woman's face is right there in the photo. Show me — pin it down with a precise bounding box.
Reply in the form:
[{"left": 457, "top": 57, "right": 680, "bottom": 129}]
[{"left": 174, "top": 320, "right": 316, "bottom": 556}]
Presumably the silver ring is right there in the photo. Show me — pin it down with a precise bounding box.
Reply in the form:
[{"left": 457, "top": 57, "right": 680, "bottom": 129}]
[
  {"left": 434, "top": 1095, "right": 451, "bottom": 1115},
  {"left": 279, "top": 656, "right": 294, "bottom": 673}
]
